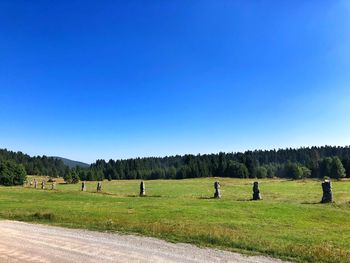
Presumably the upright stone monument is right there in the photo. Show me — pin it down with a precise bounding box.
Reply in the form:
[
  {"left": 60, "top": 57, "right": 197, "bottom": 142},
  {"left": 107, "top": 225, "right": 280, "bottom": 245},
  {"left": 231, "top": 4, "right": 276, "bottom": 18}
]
[
  {"left": 97, "top": 181, "right": 102, "bottom": 192},
  {"left": 321, "top": 180, "right": 333, "bottom": 203},
  {"left": 214, "top": 181, "right": 221, "bottom": 199},
  {"left": 82, "top": 181, "right": 86, "bottom": 191},
  {"left": 140, "top": 181, "right": 146, "bottom": 196},
  {"left": 252, "top": 181, "right": 261, "bottom": 200}
]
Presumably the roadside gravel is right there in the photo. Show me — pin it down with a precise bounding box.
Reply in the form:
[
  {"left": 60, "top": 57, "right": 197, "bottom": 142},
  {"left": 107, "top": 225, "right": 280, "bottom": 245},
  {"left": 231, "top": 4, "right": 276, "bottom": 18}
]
[{"left": 0, "top": 220, "right": 290, "bottom": 263}]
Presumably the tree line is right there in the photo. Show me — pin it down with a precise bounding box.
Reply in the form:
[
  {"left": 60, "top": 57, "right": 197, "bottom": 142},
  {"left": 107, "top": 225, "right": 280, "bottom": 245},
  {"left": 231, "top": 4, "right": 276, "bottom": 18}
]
[
  {"left": 77, "top": 146, "right": 350, "bottom": 181},
  {"left": 0, "top": 149, "right": 67, "bottom": 177},
  {"left": 1, "top": 146, "right": 350, "bottom": 186}
]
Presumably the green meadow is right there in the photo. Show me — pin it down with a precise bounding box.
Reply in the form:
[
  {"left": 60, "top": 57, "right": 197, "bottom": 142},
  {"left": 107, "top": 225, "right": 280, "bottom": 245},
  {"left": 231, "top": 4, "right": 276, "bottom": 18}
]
[{"left": 1, "top": 177, "right": 350, "bottom": 263}]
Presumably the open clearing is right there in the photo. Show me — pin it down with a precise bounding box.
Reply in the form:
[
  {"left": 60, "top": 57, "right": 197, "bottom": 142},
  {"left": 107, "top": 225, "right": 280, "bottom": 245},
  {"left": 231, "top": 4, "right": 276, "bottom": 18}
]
[
  {"left": 0, "top": 178, "right": 350, "bottom": 262},
  {"left": 0, "top": 220, "right": 288, "bottom": 263}
]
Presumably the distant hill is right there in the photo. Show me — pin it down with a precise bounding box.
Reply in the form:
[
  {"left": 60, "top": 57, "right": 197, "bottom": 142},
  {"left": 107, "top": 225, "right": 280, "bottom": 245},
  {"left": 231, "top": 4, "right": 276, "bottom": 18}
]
[{"left": 52, "top": 157, "right": 90, "bottom": 168}]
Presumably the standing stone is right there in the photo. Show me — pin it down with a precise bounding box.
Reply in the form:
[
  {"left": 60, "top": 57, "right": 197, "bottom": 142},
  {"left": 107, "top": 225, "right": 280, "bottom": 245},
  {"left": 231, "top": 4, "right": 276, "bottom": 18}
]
[
  {"left": 252, "top": 181, "right": 262, "bottom": 200},
  {"left": 34, "top": 179, "right": 37, "bottom": 189},
  {"left": 321, "top": 180, "right": 333, "bottom": 203},
  {"left": 140, "top": 181, "right": 145, "bottom": 196},
  {"left": 82, "top": 181, "right": 86, "bottom": 191},
  {"left": 41, "top": 180, "right": 46, "bottom": 190},
  {"left": 214, "top": 181, "right": 221, "bottom": 199},
  {"left": 97, "top": 181, "right": 102, "bottom": 192},
  {"left": 51, "top": 182, "right": 56, "bottom": 190}
]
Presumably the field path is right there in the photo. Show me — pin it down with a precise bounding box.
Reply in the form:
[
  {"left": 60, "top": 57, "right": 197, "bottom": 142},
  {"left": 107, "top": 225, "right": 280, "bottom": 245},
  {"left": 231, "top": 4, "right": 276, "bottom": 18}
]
[{"left": 0, "top": 220, "right": 289, "bottom": 263}]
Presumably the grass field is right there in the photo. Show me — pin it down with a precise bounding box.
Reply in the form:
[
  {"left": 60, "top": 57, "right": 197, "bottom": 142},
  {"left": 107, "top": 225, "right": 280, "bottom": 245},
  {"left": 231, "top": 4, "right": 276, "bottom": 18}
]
[{"left": 0, "top": 177, "right": 350, "bottom": 263}]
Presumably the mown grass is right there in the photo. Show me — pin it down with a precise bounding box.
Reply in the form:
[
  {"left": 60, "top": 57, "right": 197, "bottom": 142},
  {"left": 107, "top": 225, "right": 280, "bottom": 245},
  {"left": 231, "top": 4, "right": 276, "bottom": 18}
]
[{"left": 1, "top": 177, "right": 350, "bottom": 262}]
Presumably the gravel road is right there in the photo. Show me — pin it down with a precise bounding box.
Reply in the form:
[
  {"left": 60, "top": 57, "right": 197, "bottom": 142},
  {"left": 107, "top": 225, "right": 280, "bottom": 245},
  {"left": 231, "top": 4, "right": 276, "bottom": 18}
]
[{"left": 0, "top": 220, "right": 289, "bottom": 263}]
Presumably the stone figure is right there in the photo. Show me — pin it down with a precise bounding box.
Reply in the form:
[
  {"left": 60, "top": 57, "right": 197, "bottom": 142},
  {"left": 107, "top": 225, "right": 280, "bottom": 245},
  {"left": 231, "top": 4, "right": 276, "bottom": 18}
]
[
  {"left": 252, "top": 181, "right": 261, "bottom": 200},
  {"left": 97, "top": 181, "right": 102, "bottom": 192},
  {"left": 321, "top": 180, "right": 333, "bottom": 203},
  {"left": 214, "top": 181, "right": 221, "bottom": 199},
  {"left": 140, "top": 181, "right": 146, "bottom": 196}
]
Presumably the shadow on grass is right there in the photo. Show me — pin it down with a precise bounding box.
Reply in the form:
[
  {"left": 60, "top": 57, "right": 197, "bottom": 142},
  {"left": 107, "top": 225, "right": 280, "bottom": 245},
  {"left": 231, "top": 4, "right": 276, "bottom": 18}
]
[
  {"left": 236, "top": 198, "right": 263, "bottom": 202},
  {"left": 127, "top": 195, "right": 163, "bottom": 198},
  {"left": 301, "top": 201, "right": 323, "bottom": 204},
  {"left": 197, "top": 197, "right": 263, "bottom": 201}
]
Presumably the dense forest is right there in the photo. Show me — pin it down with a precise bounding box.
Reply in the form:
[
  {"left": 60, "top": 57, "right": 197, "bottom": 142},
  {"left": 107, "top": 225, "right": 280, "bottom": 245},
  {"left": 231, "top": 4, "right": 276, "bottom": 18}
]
[
  {"left": 2, "top": 146, "right": 350, "bottom": 185},
  {"left": 80, "top": 146, "right": 350, "bottom": 181},
  {"left": 0, "top": 149, "right": 67, "bottom": 177}
]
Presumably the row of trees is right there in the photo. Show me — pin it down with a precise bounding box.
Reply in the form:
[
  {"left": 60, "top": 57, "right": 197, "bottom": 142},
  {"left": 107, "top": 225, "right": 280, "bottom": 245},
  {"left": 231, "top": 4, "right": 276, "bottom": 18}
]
[
  {"left": 1, "top": 146, "right": 350, "bottom": 185},
  {"left": 78, "top": 146, "right": 350, "bottom": 181},
  {"left": 0, "top": 149, "right": 67, "bottom": 177}
]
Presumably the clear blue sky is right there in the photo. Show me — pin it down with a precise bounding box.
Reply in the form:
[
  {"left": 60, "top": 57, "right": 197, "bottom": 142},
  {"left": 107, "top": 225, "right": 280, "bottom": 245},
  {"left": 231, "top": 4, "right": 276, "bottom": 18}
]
[{"left": 1, "top": 1, "right": 350, "bottom": 163}]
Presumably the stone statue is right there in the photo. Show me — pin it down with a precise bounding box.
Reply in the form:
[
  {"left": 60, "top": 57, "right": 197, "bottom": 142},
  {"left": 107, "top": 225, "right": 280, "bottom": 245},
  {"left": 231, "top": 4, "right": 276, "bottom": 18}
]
[
  {"left": 321, "top": 180, "right": 333, "bottom": 203},
  {"left": 214, "top": 181, "right": 221, "bottom": 198},
  {"left": 252, "top": 181, "right": 261, "bottom": 200},
  {"left": 140, "top": 181, "right": 145, "bottom": 196},
  {"left": 97, "top": 181, "right": 102, "bottom": 192},
  {"left": 41, "top": 180, "right": 46, "bottom": 190},
  {"left": 82, "top": 181, "right": 86, "bottom": 191}
]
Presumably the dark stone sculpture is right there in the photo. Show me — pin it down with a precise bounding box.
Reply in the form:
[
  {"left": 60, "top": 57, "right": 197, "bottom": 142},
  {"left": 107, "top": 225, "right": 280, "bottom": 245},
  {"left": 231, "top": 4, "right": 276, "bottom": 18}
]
[
  {"left": 140, "top": 181, "right": 145, "bottom": 196},
  {"left": 214, "top": 181, "right": 221, "bottom": 199},
  {"left": 97, "top": 181, "right": 102, "bottom": 192},
  {"left": 321, "top": 180, "right": 333, "bottom": 203},
  {"left": 252, "top": 181, "right": 261, "bottom": 200}
]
